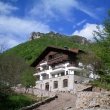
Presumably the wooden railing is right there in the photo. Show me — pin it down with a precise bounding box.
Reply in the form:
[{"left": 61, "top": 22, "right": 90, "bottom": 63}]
[{"left": 48, "top": 55, "right": 68, "bottom": 65}]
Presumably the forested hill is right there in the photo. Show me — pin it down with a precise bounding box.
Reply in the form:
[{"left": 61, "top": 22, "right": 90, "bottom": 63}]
[{"left": 2, "top": 32, "right": 90, "bottom": 64}]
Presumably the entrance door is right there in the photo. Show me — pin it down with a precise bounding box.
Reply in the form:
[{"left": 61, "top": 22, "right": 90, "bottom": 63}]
[{"left": 45, "top": 82, "right": 49, "bottom": 91}]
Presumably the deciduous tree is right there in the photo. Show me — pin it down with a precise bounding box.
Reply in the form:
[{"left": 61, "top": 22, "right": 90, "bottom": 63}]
[{"left": 21, "top": 68, "right": 36, "bottom": 93}]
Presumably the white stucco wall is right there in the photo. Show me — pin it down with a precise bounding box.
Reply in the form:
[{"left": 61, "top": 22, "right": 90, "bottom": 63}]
[{"left": 35, "top": 74, "right": 74, "bottom": 92}]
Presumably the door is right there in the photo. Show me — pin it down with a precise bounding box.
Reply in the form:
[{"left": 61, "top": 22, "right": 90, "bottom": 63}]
[{"left": 45, "top": 82, "right": 49, "bottom": 91}]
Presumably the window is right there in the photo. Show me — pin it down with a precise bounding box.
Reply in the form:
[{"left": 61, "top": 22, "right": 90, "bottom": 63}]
[
  {"left": 53, "top": 81, "right": 58, "bottom": 89},
  {"left": 74, "top": 71, "right": 81, "bottom": 75},
  {"left": 52, "top": 74, "right": 55, "bottom": 78},
  {"left": 36, "top": 75, "right": 40, "bottom": 80},
  {"left": 63, "top": 79, "right": 68, "bottom": 87},
  {"left": 61, "top": 72, "right": 65, "bottom": 76},
  {"left": 42, "top": 65, "right": 49, "bottom": 70},
  {"left": 49, "top": 55, "right": 53, "bottom": 60},
  {"left": 66, "top": 71, "right": 68, "bottom": 75},
  {"left": 74, "top": 81, "right": 77, "bottom": 84}
]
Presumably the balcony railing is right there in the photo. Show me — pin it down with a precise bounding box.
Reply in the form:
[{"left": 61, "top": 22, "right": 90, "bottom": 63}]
[
  {"left": 48, "top": 55, "right": 68, "bottom": 65},
  {"left": 67, "top": 63, "right": 78, "bottom": 67},
  {"left": 52, "top": 65, "right": 65, "bottom": 70},
  {"left": 40, "top": 61, "right": 47, "bottom": 66}
]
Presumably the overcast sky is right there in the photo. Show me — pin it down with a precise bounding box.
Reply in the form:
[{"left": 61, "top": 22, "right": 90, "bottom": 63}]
[{"left": 0, "top": 0, "right": 110, "bottom": 49}]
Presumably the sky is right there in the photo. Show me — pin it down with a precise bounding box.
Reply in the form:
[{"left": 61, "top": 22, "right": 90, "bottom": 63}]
[{"left": 0, "top": 0, "right": 110, "bottom": 50}]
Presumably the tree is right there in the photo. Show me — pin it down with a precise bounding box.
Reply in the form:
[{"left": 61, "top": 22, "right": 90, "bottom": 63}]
[
  {"left": 94, "top": 11, "right": 110, "bottom": 73},
  {"left": 78, "top": 51, "right": 102, "bottom": 78},
  {"left": 0, "top": 54, "right": 36, "bottom": 94},
  {"left": 0, "top": 44, "right": 5, "bottom": 54},
  {"left": 0, "top": 55, "right": 29, "bottom": 86},
  {"left": 21, "top": 68, "right": 36, "bottom": 93},
  {"left": 92, "top": 11, "right": 110, "bottom": 89}
]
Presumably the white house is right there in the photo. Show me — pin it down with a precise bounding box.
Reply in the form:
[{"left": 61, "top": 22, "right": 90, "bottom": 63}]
[{"left": 31, "top": 46, "right": 90, "bottom": 92}]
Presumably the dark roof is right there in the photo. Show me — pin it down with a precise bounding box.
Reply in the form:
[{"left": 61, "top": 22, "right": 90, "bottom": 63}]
[{"left": 31, "top": 46, "right": 85, "bottom": 67}]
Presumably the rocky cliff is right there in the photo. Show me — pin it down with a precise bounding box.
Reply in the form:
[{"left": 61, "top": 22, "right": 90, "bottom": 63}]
[{"left": 29, "top": 31, "right": 90, "bottom": 45}]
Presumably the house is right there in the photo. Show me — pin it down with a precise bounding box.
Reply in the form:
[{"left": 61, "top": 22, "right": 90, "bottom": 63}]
[{"left": 31, "top": 46, "right": 90, "bottom": 92}]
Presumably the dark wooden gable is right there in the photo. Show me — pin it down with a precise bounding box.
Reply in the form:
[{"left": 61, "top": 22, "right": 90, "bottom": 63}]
[{"left": 31, "top": 46, "right": 85, "bottom": 67}]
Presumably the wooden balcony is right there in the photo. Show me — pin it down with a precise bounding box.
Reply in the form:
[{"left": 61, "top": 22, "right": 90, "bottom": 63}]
[{"left": 47, "top": 55, "right": 68, "bottom": 65}]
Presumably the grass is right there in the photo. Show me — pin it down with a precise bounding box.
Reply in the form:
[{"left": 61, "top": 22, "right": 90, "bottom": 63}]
[
  {"left": 0, "top": 93, "right": 39, "bottom": 110},
  {"left": 90, "top": 79, "right": 110, "bottom": 91}
]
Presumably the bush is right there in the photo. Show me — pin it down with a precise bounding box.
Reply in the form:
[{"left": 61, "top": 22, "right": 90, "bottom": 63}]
[
  {"left": 91, "top": 79, "right": 110, "bottom": 90},
  {"left": 0, "top": 93, "right": 36, "bottom": 110}
]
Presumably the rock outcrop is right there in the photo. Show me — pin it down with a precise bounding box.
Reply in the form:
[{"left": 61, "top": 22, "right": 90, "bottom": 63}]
[
  {"left": 29, "top": 31, "right": 65, "bottom": 41},
  {"left": 29, "top": 31, "right": 90, "bottom": 45}
]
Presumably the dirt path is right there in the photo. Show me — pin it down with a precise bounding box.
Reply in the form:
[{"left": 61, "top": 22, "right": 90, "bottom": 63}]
[{"left": 34, "top": 92, "right": 76, "bottom": 110}]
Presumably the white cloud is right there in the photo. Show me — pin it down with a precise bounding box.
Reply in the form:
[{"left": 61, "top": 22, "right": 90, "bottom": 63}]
[
  {"left": 75, "top": 4, "right": 99, "bottom": 20},
  {"left": 0, "top": 1, "right": 18, "bottom": 15},
  {"left": 0, "top": 34, "right": 19, "bottom": 50},
  {"left": 76, "top": 19, "right": 87, "bottom": 26},
  {"left": 73, "top": 19, "right": 87, "bottom": 29},
  {"left": 0, "top": 15, "right": 50, "bottom": 49},
  {"left": 72, "top": 23, "right": 103, "bottom": 41},
  {"left": 0, "top": 16, "right": 50, "bottom": 36},
  {"left": 0, "top": 0, "right": 101, "bottom": 50},
  {"left": 30, "top": 0, "right": 75, "bottom": 21},
  {"left": 29, "top": 0, "right": 98, "bottom": 21},
  {"left": 0, "top": 1, "right": 51, "bottom": 50}
]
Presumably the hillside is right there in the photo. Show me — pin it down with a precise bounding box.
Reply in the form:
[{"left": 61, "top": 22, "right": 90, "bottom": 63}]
[
  {"left": 1, "top": 32, "right": 110, "bottom": 90},
  {"left": 3, "top": 33, "right": 89, "bottom": 64}
]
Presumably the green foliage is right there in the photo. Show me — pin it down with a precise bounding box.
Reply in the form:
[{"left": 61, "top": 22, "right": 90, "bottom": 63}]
[
  {"left": 1, "top": 27, "right": 110, "bottom": 91},
  {"left": 0, "top": 35, "right": 90, "bottom": 94},
  {"left": 91, "top": 79, "right": 110, "bottom": 90},
  {"left": 3, "top": 36, "right": 88, "bottom": 64},
  {"left": 21, "top": 68, "right": 36, "bottom": 88},
  {"left": 0, "top": 55, "right": 29, "bottom": 86},
  {"left": 70, "top": 35, "right": 89, "bottom": 44},
  {"left": 92, "top": 11, "right": 110, "bottom": 89},
  {"left": 94, "top": 13, "right": 110, "bottom": 71},
  {"left": 0, "top": 54, "right": 36, "bottom": 97},
  {"left": 0, "top": 93, "right": 36, "bottom": 110}
]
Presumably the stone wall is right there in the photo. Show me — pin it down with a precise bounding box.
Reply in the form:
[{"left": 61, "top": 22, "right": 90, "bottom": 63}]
[
  {"left": 20, "top": 95, "right": 58, "bottom": 110},
  {"left": 76, "top": 91, "right": 110, "bottom": 109},
  {"left": 13, "top": 87, "right": 56, "bottom": 97},
  {"left": 74, "top": 75, "right": 90, "bottom": 83},
  {"left": 73, "top": 84, "right": 92, "bottom": 93},
  {"left": 92, "top": 87, "right": 109, "bottom": 92},
  {"left": 35, "top": 74, "right": 90, "bottom": 92},
  {"left": 35, "top": 74, "right": 74, "bottom": 92}
]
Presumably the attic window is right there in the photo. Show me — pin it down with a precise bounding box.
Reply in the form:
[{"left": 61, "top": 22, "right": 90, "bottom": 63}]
[{"left": 49, "top": 55, "right": 53, "bottom": 60}]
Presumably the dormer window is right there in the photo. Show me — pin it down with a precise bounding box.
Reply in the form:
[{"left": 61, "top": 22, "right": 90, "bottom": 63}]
[{"left": 49, "top": 55, "right": 53, "bottom": 60}]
